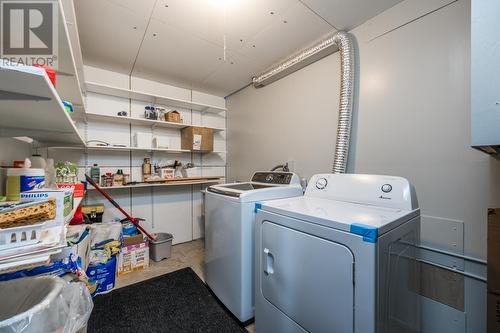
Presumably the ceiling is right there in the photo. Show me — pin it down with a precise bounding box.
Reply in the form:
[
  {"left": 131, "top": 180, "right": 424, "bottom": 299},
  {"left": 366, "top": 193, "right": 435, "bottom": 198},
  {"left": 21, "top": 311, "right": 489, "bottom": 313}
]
[{"left": 75, "top": 0, "right": 403, "bottom": 96}]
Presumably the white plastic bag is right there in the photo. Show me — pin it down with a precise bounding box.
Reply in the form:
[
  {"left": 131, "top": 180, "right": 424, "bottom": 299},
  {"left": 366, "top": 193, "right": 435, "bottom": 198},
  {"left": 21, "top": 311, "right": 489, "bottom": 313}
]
[
  {"left": 88, "top": 222, "right": 122, "bottom": 248},
  {"left": 0, "top": 276, "right": 93, "bottom": 333}
]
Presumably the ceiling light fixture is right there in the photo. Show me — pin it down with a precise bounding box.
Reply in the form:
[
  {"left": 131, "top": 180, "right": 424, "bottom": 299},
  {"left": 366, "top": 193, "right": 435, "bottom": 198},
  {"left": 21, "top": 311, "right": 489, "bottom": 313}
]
[
  {"left": 208, "top": 0, "right": 240, "bottom": 61},
  {"left": 210, "top": 0, "right": 236, "bottom": 6}
]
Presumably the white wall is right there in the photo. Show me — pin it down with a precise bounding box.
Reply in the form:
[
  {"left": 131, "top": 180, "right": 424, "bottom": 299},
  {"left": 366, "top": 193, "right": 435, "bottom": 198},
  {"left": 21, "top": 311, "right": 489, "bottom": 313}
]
[{"left": 227, "top": 0, "right": 499, "bottom": 331}]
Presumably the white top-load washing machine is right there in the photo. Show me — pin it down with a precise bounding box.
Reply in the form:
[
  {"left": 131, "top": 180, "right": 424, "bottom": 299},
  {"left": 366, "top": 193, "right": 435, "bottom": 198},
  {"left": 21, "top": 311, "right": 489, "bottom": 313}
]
[
  {"left": 205, "top": 171, "right": 303, "bottom": 322},
  {"left": 255, "top": 174, "right": 421, "bottom": 333}
]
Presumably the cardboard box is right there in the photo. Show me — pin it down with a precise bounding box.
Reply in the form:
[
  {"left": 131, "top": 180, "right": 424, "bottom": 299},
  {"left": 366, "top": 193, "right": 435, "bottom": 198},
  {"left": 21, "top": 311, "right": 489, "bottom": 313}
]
[
  {"left": 181, "top": 127, "right": 213, "bottom": 152},
  {"left": 165, "top": 110, "right": 182, "bottom": 123},
  {"left": 117, "top": 242, "right": 149, "bottom": 276},
  {"left": 86, "top": 256, "right": 117, "bottom": 296},
  {"left": 489, "top": 209, "right": 500, "bottom": 294},
  {"left": 122, "top": 233, "right": 145, "bottom": 247},
  {"left": 488, "top": 292, "right": 500, "bottom": 333},
  {"left": 57, "top": 183, "right": 85, "bottom": 198},
  {"left": 20, "top": 189, "right": 73, "bottom": 222}
]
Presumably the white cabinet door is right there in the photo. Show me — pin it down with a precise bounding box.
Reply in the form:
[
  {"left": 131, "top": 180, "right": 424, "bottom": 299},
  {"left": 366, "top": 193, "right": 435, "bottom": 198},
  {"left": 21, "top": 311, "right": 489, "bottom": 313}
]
[
  {"left": 472, "top": 0, "right": 500, "bottom": 149},
  {"left": 261, "top": 221, "right": 355, "bottom": 333}
]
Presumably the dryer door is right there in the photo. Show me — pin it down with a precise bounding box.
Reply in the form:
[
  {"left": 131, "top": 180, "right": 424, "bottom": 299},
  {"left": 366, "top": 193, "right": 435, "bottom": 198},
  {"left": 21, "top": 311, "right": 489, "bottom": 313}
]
[{"left": 261, "top": 221, "right": 355, "bottom": 333}]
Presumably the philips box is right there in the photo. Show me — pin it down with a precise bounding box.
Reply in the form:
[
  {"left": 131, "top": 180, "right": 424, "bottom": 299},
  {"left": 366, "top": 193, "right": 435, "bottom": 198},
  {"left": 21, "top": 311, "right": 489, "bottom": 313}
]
[{"left": 20, "top": 189, "right": 73, "bottom": 223}]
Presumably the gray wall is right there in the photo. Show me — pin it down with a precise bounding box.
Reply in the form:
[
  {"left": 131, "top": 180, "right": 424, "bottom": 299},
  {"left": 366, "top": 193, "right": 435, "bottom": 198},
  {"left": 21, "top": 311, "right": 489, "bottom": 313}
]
[{"left": 227, "top": 0, "right": 500, "bottom": 331}]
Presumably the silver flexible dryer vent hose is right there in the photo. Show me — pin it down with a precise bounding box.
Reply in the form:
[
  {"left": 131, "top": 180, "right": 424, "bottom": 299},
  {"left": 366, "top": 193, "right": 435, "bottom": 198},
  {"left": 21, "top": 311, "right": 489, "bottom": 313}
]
[{"left": 252, "top": 31, "right": 355, "bottom": 174}]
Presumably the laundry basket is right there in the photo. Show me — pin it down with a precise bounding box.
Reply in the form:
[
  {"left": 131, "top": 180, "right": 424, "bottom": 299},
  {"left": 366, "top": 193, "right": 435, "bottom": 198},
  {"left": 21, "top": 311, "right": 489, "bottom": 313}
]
[{"left": 0, "top": 276, "right": 93, "bottom": 333}]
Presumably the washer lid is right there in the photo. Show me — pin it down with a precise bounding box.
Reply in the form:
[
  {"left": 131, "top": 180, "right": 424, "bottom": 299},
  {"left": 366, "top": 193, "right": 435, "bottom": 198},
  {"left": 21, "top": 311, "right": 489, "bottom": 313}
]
[
  {"left": 259, "top": 196, "right": 419, "bottom": 240},
  {"left": 207, "top": 182, "right": 303, "bottom": 202}
]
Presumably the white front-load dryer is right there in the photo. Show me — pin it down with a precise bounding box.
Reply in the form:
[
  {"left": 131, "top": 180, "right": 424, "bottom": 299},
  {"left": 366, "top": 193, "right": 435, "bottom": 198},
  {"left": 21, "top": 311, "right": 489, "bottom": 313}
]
[
  {"left": 255, "top": 174, "right": 421, "bottom": 333},
  {"left": 205, "top": 171, "right": 303, "bottom": 322}
]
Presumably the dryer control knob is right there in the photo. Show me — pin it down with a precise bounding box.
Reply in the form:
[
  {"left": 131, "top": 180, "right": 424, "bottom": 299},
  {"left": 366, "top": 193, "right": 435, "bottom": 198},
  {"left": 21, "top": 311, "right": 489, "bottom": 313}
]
[
  {"left": 381, "top": 184, "right": 393, "bottom": 193},
  {"left": 315, "top": 177, "right": 328, "bottom": 190}
]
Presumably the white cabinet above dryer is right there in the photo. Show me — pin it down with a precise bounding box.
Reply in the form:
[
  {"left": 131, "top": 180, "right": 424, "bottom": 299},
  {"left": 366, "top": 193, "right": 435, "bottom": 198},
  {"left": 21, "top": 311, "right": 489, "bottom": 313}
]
[{"left": 471, "top": 0, "right": 500, "bottom": 158}]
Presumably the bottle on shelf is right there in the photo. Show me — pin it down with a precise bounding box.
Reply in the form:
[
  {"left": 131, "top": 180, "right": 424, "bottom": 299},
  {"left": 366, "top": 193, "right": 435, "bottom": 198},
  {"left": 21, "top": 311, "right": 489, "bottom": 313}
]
[
  {"left": 90, "top": 164, "right": 100, "bottom": 183},
  {"left": 105, "top": 173, "right": 113, "bottom": 187},
  {"left": 30, "top": 154, "right": 46, "bottom": 169},
  {"left": 123, "top": 173, "right": 130, "bottom": 185},
  {"left": 45, "top": 158, "right": 56, "bottom": 188},
  {"left": 113, "top": 169, "right": 123, "bottom": 186},
  {"left": 142, "top": 158, "right": 151, "bottom": 181}
]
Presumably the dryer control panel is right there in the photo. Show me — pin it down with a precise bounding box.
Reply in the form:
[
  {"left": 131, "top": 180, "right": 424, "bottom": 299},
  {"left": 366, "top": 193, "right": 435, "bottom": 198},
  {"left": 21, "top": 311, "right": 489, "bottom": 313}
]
[{"left": 305, "top": 174, "right": 418, "bottom": 211}]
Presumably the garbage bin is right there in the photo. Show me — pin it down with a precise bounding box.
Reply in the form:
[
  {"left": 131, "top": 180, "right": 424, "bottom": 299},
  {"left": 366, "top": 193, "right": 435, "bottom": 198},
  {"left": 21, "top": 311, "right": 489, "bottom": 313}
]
[
  {"left": 0, "top": 276, "right": 93, "bottom": 333},
  {"left": 150, "top": 233, "right": 173, "bottom": 262}
]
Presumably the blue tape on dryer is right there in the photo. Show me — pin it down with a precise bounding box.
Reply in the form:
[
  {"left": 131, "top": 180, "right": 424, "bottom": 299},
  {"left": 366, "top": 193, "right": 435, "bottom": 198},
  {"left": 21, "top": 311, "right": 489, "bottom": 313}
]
[
  {"left": 350, "top": 223, "right": 378, "bottom": 243},
  {"left": 254, "top": 202, "right": 262, "bottom": 213}
]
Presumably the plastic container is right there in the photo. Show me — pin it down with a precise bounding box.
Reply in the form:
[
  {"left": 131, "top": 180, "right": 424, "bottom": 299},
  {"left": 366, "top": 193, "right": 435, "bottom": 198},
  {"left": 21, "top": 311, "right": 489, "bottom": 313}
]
[
  {"left": 34, "top": 64, "right": 56, "bottom": 87},
  {"left": 0, "top": 276, "right": 93, "bottom": 333},
  {"left": 149, "top": 233, "right": 173, "bottom": 262},
  {"left": 6, "top": 168, "right": 45, "bottom": 201},
  {"left": 29, "top": 155, "right": 46, "bottom": 169},
  {"left": 63, "top": 101, "right": 73, "bottom": 113},
  {"left": 0, "top": 223, "right": 43, "bottom": 250}
]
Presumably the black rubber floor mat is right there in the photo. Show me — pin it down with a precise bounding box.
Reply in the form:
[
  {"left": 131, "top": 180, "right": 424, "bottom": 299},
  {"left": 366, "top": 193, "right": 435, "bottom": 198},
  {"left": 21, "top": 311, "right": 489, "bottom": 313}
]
[{"left": 87, "top": 267, "right": 247, "bottom": 333}]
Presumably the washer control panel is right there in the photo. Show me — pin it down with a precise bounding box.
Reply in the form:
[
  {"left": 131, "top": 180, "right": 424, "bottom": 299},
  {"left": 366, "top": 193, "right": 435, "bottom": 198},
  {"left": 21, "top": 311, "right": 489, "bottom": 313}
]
[{"left": 252, "top": 172, "right": 297, "bottom": 185}]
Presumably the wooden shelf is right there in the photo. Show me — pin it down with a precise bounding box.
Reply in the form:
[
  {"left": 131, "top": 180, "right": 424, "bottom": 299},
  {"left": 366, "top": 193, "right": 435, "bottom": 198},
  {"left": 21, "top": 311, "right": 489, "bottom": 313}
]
[
  {"left": 88, "top": 178, "right": 222, "bottom": 190},
  {"left": 86, "top": 81, "right": 227, "bottom": 113},
  {"left": 83, "top": 113, "right": 225, "bottom": 132},
  {"left": 0, "top": 64, "right": 85, "bottom": 146}
]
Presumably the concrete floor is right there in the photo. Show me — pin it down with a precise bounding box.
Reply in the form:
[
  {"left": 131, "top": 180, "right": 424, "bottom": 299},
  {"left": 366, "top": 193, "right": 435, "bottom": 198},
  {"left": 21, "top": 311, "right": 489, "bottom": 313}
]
[{"left": 115, "top": 239, "right": 255, "bottom": 333}]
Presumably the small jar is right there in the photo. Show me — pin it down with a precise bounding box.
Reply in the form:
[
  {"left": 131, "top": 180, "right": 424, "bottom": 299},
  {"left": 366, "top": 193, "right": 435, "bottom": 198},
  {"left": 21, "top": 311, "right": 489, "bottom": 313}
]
[
  {"left": 113, "top": 169, "right": 124, "bottom": 187},
  {"left": 105, "top": 173, "right": 113, "bottom": 187},
  {"left": 123, "top": 173, "right": 130, "bottom": 185}
]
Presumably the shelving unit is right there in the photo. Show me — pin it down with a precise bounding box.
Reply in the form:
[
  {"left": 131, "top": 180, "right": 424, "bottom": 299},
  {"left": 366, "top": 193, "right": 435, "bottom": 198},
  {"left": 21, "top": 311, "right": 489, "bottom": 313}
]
[
  {"left": 82, "top": 112, "right": 225, "bottom": 132},
  {"left": 0, "top": 64, "right": 85, "bottom": 147},
  {"left": 56, "top": 0, "right": 86, "bottom": 110},
  {"left": 0, "top": 1, "right": 89, "bottom": 272},
  {"left": 88, "top": 179, "right": 222, "bottom": 190},
  {"left": 86, "top": 81, "right": 227, "bottom": 114}
]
